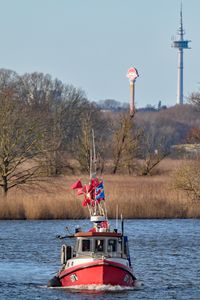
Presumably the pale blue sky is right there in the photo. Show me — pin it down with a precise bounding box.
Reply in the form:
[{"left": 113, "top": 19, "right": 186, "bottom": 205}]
[{"left": 0, "top": 0, "right": 199, "bottom": 107}]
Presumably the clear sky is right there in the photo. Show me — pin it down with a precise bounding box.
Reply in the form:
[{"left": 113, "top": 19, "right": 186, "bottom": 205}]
[{"left": 0, "top": 0, "right": 199, "bottom": 108}]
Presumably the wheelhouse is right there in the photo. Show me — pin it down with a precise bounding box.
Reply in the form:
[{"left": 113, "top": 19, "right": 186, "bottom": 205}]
[{"left": 74, "top": 232, "right": 129, "bottom": 259}]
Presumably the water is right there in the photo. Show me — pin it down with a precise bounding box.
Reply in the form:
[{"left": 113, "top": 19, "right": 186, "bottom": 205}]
[{"left": 0, "top": 219, "right": 200, "bottom": 299}]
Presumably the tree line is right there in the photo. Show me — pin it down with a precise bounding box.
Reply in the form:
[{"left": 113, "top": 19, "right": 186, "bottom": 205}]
[
  {"left": 0, "top": 68, "right": 200, "bottom": 196},
  {"left": 0, "top": 69, "right": 111, "bottom": 195}
]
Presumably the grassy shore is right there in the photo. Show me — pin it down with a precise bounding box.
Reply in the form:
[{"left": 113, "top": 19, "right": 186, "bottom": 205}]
[{"left": 0, "top": 159, "right": 200, "bottom": 219}]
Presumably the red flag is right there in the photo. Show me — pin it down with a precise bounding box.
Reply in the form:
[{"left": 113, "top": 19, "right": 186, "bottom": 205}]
[
  {"left": 87, "top": 184, "right": 93, "bottom": 193},
  {"left": 82, "top": 197, "right": 91, "bottom": 207},
  {"left": 90, "top": 199, "right": 95, "bottom": 207},
  {"left": 81, "top": 199, "right": 87, "bottom": 206},
  {"left": 78, "top": 185, "right": 91, "bottom": 196},
  {"left": 100, "top": 221, "right": 109, "bottom": 229},
  {"left": 71, "top": 179, "right": 82, "bottom": 190},
  {"left": 77, "top": 188, "right": 84, "bottom": 195},
  {"left": 82, "top": 185, "right": 87, "bottom": 193},
  {"left": 89, "top": 227, "right": 96, "bottom": 232},
  {"left": 91, "top": 178, "right": 100, "bottom": 188},
  {"left": 84, "top": 179, "right": 99, "bottom": 199}
]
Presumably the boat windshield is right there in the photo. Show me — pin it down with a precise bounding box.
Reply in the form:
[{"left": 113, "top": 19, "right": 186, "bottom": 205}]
[
  {"left": 82, "top": 239, "right": 91, "bottom": 252},
  {"left": 95, "top": 239, "right": 104, "bottom": 252},
  {"left": 77, "top": 237, "right": 119, "bottom": 255},
  {"left": 107, "top": 239, "right": 117, "bottom": 252}
]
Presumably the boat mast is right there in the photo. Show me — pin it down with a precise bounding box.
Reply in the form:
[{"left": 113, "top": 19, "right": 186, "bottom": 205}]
[
  {"left": 89, "top": 130, "right": 107, "bottom": 223},
  {"left": 91, "top": 129, "right": 97, "bottom": 178},
  {"left": 89, "top": 148, "right": 93, "bottom": 180}
]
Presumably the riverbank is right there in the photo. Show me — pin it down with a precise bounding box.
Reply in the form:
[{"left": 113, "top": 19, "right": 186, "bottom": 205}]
[{"left": 0, "top": 159, "right": 200, "bottom": 219}]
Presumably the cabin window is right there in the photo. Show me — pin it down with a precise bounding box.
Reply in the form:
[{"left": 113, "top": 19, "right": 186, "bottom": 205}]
[
  {"left": 108, "top": 239, "right": 117, "bottom": 252},
  {"left": 95, "top": 239, "right": 104, "bottom": 252},
  {"left": 82, "top": 239, "right": 91, "bottom": 252},
  {"left": 75, "top": 239, "right": 80, "bottom": 252},
  {"left": 123, "top": 237, "right": 130, "bottom": 257}
]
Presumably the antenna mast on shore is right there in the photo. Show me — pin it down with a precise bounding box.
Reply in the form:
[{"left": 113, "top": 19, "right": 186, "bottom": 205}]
[{"left": 172, "top": 3, "right": 191, "bottom": 105}]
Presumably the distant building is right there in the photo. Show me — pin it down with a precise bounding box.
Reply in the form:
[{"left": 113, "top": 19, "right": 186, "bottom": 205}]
[{"left": 171, "top": 144, "right": 200, "bottom": 157}]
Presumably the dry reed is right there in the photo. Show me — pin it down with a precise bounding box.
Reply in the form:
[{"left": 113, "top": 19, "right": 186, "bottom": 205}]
[{"left": 0, "top": 159, "right": 200, "bottom": 219}]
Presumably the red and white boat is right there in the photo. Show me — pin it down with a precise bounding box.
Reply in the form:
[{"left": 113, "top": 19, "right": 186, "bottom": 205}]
[
  {"left": 48, "top": 134, "right": 138, "bottom": 289},
  {"left": 48, "top": 187, "right": 137, "bottom": 288}
]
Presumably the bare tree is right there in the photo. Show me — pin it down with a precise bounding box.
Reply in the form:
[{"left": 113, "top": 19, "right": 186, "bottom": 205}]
[
  {"left": 73, "top": 117, "right": 92, "bottom": 173},
  {"left": 187, "top": 127, "right": 200, "bottom": 144},
  {"left": 139, "top": 130, "right": 169, "bottom": 176},
  {"left": 0, "top": 85, "right": 47, "bottom": 196},
  {"left": 111, "top": 113, "right": 139, "bottom": 174},
  {"left": 173, "top": 157, "right": 200, "bottom": 201},
  {"left": 72, "top": 105, "right": 109, "bottom": 174},
  {"left": 20, "top": 72, "right": 92, "bottom": 175},
  {"left": 189, "top": 92, "right": 200, "bottom": 110}
]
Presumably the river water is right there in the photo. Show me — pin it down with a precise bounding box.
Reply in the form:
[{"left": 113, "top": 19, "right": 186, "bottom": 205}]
[{"left": 0, "top": 219, "right": 199, "bottom": 300}]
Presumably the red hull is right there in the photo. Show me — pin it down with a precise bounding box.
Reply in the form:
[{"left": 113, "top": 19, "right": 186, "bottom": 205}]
[{"left": 59, "top": 259, "right": 136, "bottom": 287}]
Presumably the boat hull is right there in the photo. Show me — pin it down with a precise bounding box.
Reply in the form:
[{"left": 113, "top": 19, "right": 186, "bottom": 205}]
[{"left": 59, "top": 259, "right": 136, "bottom": 287}]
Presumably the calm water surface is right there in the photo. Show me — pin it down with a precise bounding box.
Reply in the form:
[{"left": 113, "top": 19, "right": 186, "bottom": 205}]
[{"left": 0, "top": 219, "right": 200, "bottom": 300}]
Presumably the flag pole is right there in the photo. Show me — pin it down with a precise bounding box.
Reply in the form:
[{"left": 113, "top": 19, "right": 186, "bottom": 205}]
[{"left": 92, "top": 129, "right": 97, "bottom": 177}]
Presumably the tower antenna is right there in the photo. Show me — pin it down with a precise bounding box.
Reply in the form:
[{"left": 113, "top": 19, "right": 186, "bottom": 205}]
[{"left": 172, "top": 2, "right": 191, "bottom": 105}]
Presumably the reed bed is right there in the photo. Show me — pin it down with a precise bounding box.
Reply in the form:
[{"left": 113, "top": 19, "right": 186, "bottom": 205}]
[{"left": 0, "top": 159, "right": 200, "bottom": 219}]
